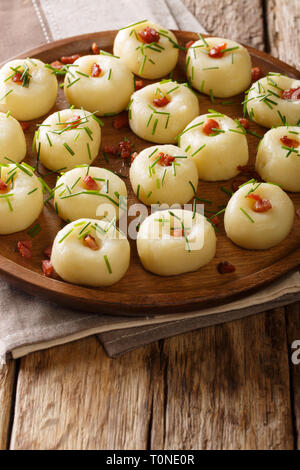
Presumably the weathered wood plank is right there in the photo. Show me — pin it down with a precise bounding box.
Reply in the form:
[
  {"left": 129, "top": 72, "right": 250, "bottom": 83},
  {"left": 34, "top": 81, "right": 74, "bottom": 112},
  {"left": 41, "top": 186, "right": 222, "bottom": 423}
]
[
  {"left": 183, "top": 0, "right": 265, "bottom": 49},
  {"left": 265, "top": 0, "right": 300, "bottom": 69},
  {"left": 0, "top": 361, "right": 16, "bottom": 450},
  {"left": 151, "top": 310, "right": 294, "bottom": 449},
  {"left": 10, "top": 337, "right": 153, "bottom": 450}
]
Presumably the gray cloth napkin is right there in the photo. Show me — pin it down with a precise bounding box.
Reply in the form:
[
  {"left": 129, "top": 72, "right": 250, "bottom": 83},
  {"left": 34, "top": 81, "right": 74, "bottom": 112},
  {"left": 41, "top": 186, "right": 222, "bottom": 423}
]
[{"left": 0, "top": 0, "right": 299, "bottom": 362}]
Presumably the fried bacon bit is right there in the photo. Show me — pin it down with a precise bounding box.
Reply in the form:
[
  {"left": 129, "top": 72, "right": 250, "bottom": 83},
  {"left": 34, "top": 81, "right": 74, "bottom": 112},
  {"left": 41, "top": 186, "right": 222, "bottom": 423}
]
[
  {"left": 19, "top": 121, "right": 31, "bottom": 131},
  {"left": 246, "top": 193, "right": 272, "bottom": 213},
  {"left": 12, "top": 72, "right": 23, "bottom": 84},
  {"left": 113, "top": 113, "right": 129, "bottom": 129},
  {"left": 185, "top": 40, "right": 195, "bottom": 49},
  {"left": 153, "top": 95, "right": 170, "bottom": 107},
  {"left": 44, "top": 245, "right": 52, "bottom": 259},
  {"left": 210, "top": 216, "right": 220, "bottom": 227},
  {"left": 104, "top": 144, "right": 119, "bottom": 155},
  {"left": 83, "top": 175, "right": 99, "bottom": 190},
  {"left": 42, "top": 259, "right": 53, "bottom": 277},
  {"left": 91, "top": 63, "right": 101, "bottom": 77},
  {"left": 92, "top": 42, "right": 100, "bottom": 54},
  {"left": 65, "top": 115, "right": 82, "bottom": 129},
  {"left": 209, "top": 42, "right": 227, "bottom": 58},
  {"left": 17, "top": 240, "right": 32, "bottom": 259},
  {"left": 138, "top": 27, "right": 160, "bottom": 44},
  {"left": 251, "top": 67, "right": 262, "bottom": 81},
  {"left": 237, "top": 117, "right": 250, "bottom": 129},
  {"left": 119, "top": 140, "right": 133, "bottom": 158},
  {"left": 50, "top": 60, "right": 63, "bottom": 70},
  {"left": 172, "top": 228, "right": 184, "bottom": 237},
  {"left": 83, "top": 234, "right": 99, "bottom": 250},
  {"left": 218, "top": 261, "right": 236, "bottom": 274},
  {"left": 60, "top": 54, "right": 81, "bottom": 64},
  {"left": 281, "top": 87, "right": 300, "bottom": 101},
  {"left": 203, "top": 118, "right": 219, "bottom": 136},
  {"left": 130, "top": 152, "right": 138, "bottom": 165},
  {"left": 296, "top": 209, "right": 300, "bottom": 218},
  {"left": 0, "top": 179, "right": 8, "bottom": 193},
  {"left": 280, "top": 135, "right": 299, "bottom": 148},
  {"left": 135, "top": 79, "right": 145, "bottom": 90},
  {"left": 158, "top": 152, "right": 175, "bottom": 167}
]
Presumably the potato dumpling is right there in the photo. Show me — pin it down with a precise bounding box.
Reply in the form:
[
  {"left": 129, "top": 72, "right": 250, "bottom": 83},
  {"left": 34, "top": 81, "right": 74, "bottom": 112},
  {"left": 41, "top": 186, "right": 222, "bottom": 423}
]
[
  {"left": 224, "top": 182, "right": 294, "bottom": 249},
  {"left": 64, "top": 54, "right": 134, "bottom": 116},
  {"left": 179, "top": 112, "right": 249, "bottom": 181},
  {"left": 54, "top": 166, "right": 127, "bottom": 222},
  {"left": 0, "top": 112, "right": 26, "bottom": 164},
  {"left": 129, "top": 81, "right": 199, "bottom": 143},
  {"left": 130, "top": 144, "right": 198, "bottom": 206},
  {"left": 113, "top": 20, "right": 179, "bottom": 79},
  {"left": 0, "top": 163, "right": 43, "bottom": 234},
  {"left": 186, "top": 37, "right": 251, "bottom": 98},
  {"left": 255, "top": 126, "right": 300, "bottom": 192},
  {"left": 137, "top": 209, "right": 216, "bottom": 276},
  {"left": 51, "top": 218, "right": 130, "bottom": 286},
  {"left": 36, "top": 108, "right": 101, "bottom": 171},
  {"left": 0, "top": 58, "right": 57, "bottom": 120},
  {"left": 246, "top": 74, "right": 300, "bottom": 128}
]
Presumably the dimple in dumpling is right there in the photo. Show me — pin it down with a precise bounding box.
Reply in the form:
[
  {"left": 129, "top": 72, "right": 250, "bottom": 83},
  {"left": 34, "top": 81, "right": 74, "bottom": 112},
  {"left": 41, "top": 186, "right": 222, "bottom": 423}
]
[
  {"left": 137, "top": 209, "right": 217, "bottom": 276},
  {"left": 51, "top": 218, "right": 130, "bottom": 286},
  {"left": 64, "top": 54, "right": 134, "bottom": 116},
  {"left": 129, "top": 81, "right": 199, "bottom": 143},
  {"left": 36, "top": 108, "right": 101, "bottom": 171},
  {"left": 246, "top": 74, "right": 300, "bottom": 128},
  {"left": 224, "top": 182, "right": 294, "bottom": 250},
  {"left": 179, "top": 113, "right": 249, "bottom": 181},
  {"left": 0, "top": 163, "right": 43, "bottom": 234},
  {"left": 186, "top": 37, "right": 251, "bottom": 98},
  {"left": 113, "top": 20, "right": 179, "bottom": 79},
  {"left": 0, "top": 58, "right": 58, "bottom": 120},
  {"left": 255, "top": 126, "right": 300, "bottom": 192},
  {"left": 54, "top": 166, "right": 127, "bottom": 222},
  {"left": 130, "top": 145, "right": 198, "bottom": 206},
  {"left": 0, "top": 112, "right": 26, "bottom": 164}
]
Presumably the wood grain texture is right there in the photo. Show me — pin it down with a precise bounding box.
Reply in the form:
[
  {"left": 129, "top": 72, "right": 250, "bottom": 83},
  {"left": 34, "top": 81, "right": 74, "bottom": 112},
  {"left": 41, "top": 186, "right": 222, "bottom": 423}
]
[
  {"left": 10, "top": 337, "right": 153, "bottom": 450},
  {"left": 151, "top": 310, "right": 294, "bottom": 449},
  {"left": 0, "top": 362, "right": 16, "bottom": 450},
  {"left": 183, "top": 0, "right": 265, "bottom": 49},
  {"left": 266, "top": 0, "right": 300, "bottom": 69},
  {"left": 286, "top": 303, "right": 300, "bottom": 448}
]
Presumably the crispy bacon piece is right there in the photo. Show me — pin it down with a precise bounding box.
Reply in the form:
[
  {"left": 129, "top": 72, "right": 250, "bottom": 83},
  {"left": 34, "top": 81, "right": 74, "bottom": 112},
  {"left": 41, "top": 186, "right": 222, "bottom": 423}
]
[
  {"left": 0, "top": 179, "right": 9, "bottom": 193},
  {"left": 50, "top": 60, "right": 63, "bottom": 70},
  {"left": 83, "top": 175, "right": 99, "bottom": 190},
  {"left": 203, "top": 118, "right": 219, "bottom": 136},
  {"left": 153, "top": 95, "right": 170, "bottom": 107},
  {"left": 246, "top": 193, "right": 272, "bottom": 212},
  {"left": 251, "top": 67, "right": 262, "bottom": 81},
  {"left": 218, "top": 261, "right": 236, "bottom": 274},
  {"left": 157, "top": 152, "right": 175, "bottom": 166},
  {"left": 17, "top": 240, "right": 32, "bottom": 259},
  {"left": 138, "top": 27, "right": 160, "bottom": 44},
  {"left": 92, "top": 42, "right": 100, "bottom": 54},
  {"left": 60, "top": 54, "right": 81, "bottom": 64},
  {"left": 280, "top": 135, "right": 299, "bottom": 148},
  {"left": 12, "top": 72, "right": 23, "bottom": 84},
  {"left": 296, "top": 208, "right": 300, "bottom": 218},
  {"left": 113, "top": 113, "right": 129, "bottom": 129},
  {"left": 44, "top": 245, "right": 52, "bottom": 259},
  {"left": 281, "top": 87, "right": 300, "bottom": 101},
  {"left": 172, "top": 228, "right": 184, "bottom": 237},
  {"left": 210, "top": 215, "right": 220, "bottom": 227},
  {"left": 130, "top": 152, "right": 138, "bottom": 165},
  {"left": 104, "top": 144, "right": 119, "bottom": 155},
  {"left": 19, "top": 121, "right": 31, "bottom": 131},
  {"left": 209, "top": 42, "right": 227, "bottom": 58},
  {"left": 91, "top": 63, "right": 101, "bottom": 77},
  {"left": 42, "top": 259, "right": 53, "bottom": 277},
  {"left": 65, "top": 115, "right": 82, "bottom": 129},
  {"left": 119, "top": 140, "right": 133, "bottom": 158},
  {"left": 237, "top": 117, "right": 250, "bottom": 129},
  {"left": 185, "top": 40, "right": 195, "bottom": 49},
  {"left": 83, "top": 234, "right": 99, "bottom": 250},
  {"left": 135, "top": 79, "right": 144, "bottom": 90}
]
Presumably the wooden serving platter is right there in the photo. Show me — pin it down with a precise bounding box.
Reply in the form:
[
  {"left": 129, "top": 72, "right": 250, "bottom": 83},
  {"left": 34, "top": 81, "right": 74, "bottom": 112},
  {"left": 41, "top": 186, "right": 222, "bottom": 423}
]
[{"left": 0, "top": 30, "right": 299, "bottom": 316}]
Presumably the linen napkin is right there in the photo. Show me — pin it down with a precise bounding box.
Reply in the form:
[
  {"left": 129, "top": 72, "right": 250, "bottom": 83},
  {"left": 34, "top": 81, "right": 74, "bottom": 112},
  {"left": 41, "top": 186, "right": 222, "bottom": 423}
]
[{"left": 0, "top": 0, "right": 299, "bottom": 362}]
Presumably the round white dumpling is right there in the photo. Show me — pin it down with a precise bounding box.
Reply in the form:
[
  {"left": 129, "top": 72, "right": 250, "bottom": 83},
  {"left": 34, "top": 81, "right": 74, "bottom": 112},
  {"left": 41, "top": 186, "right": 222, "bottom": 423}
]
[
  {"left": 0, "top": 58, "right": 57, "bottom": 120},
  {"left": 224, "top": 182, "right": 294, "bottom": 249},
  {"left": 137, "top": 209, "right": 216, "bottom": 276},
  {"left": 0, "top": 163, "right": 43, "bottom": 234},
  {"left": 129, "top": 81, "right": 199, "bottom": 143},
  {"left": 130, "top": 145, "right": 198, "bottom": 206},
  {"left": 179, "top": 113, "right": 249, "bottom": 181},
  {"left": 54, "top": 166, "right": 127, "bottom": 222},
  {"left": 0, "top": 112, "right": 26, "bottom": 164},
  {"left": 186, "top": 37, "right": 251, "bottom": 98},
  {"left": 51, "top": 218, "right": 130, "bottom": 286},
  {"left": 36, "top": 108, "right": 101, "bottom": 171},
  {"left": 255, "top": 126, "right": 300, "bottom": 192},
  {"left": 246, "top": 74, "right": 300, "bottom": 128},
  {"left": 64, "top": 54, "right": 134, "bottom": 116},
  {"left": 113, "top": 20, "right": 179, "bottom": 79}
]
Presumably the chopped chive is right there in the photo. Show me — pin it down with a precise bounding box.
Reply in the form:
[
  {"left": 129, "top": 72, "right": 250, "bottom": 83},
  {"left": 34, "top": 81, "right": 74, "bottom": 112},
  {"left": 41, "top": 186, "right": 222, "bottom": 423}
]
[
  {"left": 240, "top": 207, "right": 255, "bottom": 223},
  {"left": 192, "top": 144, "right": 206, "bottom": 156},
  {"left": 66, "top": 77, "right": 81, "bottom": 88},
  {"left": 209, "top": 89, "right": 214, "bottom": 104},
  {"left": 104, "top": 254, "right": 112, "bottom": 274},
  {"left": 202, "top": 67, "right": 219, "bottom": 70},
  {"left": 0, "top": 89, "right": 13, "bottom": 102},
  {"left": 27, "top": 223, "right": 41, "bottom": 237},
  {"left": 146, "top": 113, "right": 153, "bottom": 127},
  {"left": 221, "top": 186, "right": 233, "bottom": 196},
  {"left": 59, "top": 228, "right": 73, "bottom": 243},
  {"left": 136, "top": 184, "right": 140, "bottom": 199},
  {"left": 189, "top": 181, "right": 196, "bottom": 194},
  {"left": 46, "top": 133, "right": 52, "bottom": 147},
  {"left": 119, "top": 20, "right": 147, "bottom": 30},
  {"left": 64, "top": 143, "right": 75, "bottom": 155},
  {"left": 108, "top": 68, "right": 112, "bottom": 80},
  {"left": 87, "top": 142, "right": 92, "bottom": 160},
  {"left": 152, "top": 118, "right": 158, "bottom": 135},
  {"left": 27, "top": 187, "right": 38, "bottom": 195}
]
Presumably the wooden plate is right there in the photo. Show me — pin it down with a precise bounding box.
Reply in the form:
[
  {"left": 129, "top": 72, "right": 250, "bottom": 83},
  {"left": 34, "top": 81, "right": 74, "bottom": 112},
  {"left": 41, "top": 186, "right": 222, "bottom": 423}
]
[{"left": 1, "top": 30, "right": 299, "bottom": 316}]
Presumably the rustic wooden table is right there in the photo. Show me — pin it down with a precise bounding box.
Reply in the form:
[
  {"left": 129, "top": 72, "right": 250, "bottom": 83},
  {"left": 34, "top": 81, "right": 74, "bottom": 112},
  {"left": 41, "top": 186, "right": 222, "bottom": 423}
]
[{"left": 0, "top": 0, "right": 299, "bottom": 450}]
